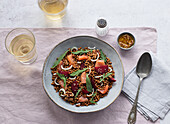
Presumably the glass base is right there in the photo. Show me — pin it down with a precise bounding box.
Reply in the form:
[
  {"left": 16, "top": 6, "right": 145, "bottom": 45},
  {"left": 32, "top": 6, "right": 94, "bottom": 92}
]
[
  {"left": 45, "top": 14, "right": 65, "bottom": 20},
  {"left": 44, "top": 9, "right": 67, "bottom": 20},
  {"left": 18, "top": 53, "right": 38, "bottom": 64}
]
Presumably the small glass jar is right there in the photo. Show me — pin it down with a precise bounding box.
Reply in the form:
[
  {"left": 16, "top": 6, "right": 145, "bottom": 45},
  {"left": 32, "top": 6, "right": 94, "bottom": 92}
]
[{"left": 95, "top": 18, "right": 109, "bottom": 37}]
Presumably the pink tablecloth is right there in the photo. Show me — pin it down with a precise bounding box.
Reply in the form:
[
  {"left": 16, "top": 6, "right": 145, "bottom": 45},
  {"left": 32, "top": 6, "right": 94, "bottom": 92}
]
[{"left": 0, "top": 28, "right": 158, "bottom": 124}]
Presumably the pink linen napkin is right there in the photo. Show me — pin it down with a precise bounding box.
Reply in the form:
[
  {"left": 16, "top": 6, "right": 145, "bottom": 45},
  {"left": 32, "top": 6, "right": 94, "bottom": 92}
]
[{"left": 0, "top": 28, "right": 158, "bottom": 124}]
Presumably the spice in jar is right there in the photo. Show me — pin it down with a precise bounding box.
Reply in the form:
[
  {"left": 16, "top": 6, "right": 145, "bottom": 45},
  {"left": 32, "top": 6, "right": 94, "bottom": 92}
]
[{"left": 95, "top": 18, "right": 109, "bottom": 37}]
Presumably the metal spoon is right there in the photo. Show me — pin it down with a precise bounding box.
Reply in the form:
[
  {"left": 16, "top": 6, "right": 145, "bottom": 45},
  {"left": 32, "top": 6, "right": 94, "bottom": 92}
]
[{"left": 128, "top": 52, "right": 152, "bottom": 124}]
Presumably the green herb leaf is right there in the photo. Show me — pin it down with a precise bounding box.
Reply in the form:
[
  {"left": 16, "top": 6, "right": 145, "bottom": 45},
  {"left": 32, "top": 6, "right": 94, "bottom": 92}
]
[
  {"left": 86, "top": 74, "right": 93, "bottom": 92},
  {"left": 91, "top": 89, "right": 97, "bottom": 99},
  {"left": 100, "top": 73, "right": 112, "bottom": 82},
  {"left": 57, "top": 73, "right": 67, "bottom": 88},
  {"left": 72, "top": 49, "right": 93, "bottom": 55},
  {"left": 90, "top": 101, "right": 97, "bottom": 104},
  {"left": 99, "top": 49, "right": 107, "bottom": 62},
  {"left": 75, "top": 87, "right": 83, "bottom": 99},
  {"left": 52, "top": 50, "right": 69, "bottom": 68},
  {"left": 70, "top": 68, "right": 88, "bottom": 76},
  {"left": 90, "top": 89, "right": 98, "bottom": 104}
]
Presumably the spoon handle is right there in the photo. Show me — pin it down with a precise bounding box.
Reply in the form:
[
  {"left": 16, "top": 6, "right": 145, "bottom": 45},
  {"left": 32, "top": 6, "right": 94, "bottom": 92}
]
[{"left": 128, "top": 78, "right": 143, "bottom": 124}]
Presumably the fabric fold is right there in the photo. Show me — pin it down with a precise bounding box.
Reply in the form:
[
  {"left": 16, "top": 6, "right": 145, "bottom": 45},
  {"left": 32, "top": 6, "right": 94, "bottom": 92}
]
[
  {"left": 0, "top": 28, "right": 158, "bottom": 124},
  {"left": 123, "top": 52, "right": 170, "bottom": 122}
]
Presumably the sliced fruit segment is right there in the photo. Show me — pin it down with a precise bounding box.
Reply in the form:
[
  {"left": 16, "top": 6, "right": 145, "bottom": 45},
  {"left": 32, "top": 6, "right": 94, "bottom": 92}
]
[
  {"left": 81, "top": 72, "right": 86, "bottom": 84},
  {"left": 71, "top": 81, "right": 79, "bottom": 94},
  {"left": 95, "top": 60, "right": 105, "bottom": 67},
  {"left": 95, "top": 65, "right": 108, "bottom": 74},
  {"left": 58, "top": 70, "right": 69, "bottom": 77},
  {"left": 91, "top": 77, "right": 97, "bottom": 89},
  {"left": 67, "top": 54, "right": 75, "bottom": 65},
  {"left": 58, "top": 61, "right": 63, "bottom": 70},
  {"left": 109, "top": 77, "right": 116, "bottom": 82},
  {"left": 97, "top": 85, "right": 109, "bottom": 94},
  {"left": 59, "top": 80, "right": 67, "bottom": 90},
  {"left": 78, "top": 55, "right": 89, "bottom": 60},
  {"left": 80, "top": 63, "right": 85, "bottom": 70},
  {"left": 82, "top": 88, "right": 90, "bottom": 94},
  {"left": 78, "top": 96, "right": 88, "bottom": 102}
]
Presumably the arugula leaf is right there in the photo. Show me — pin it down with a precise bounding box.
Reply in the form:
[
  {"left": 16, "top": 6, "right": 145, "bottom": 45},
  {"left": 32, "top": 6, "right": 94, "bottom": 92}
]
[
  {"left": 99, "top": 49, "right": 107, "bottom": 62},
  {"left": 57, "top": 73, "right": 67, "bottom": 88},
  {"left": 90, "top": 101, "right": 97, "bottom": 104},
  {"left": 75, "top": 87, "right": 83, "bottom": 99},
  {"left": 90, "top": 89, "right": 97, "bottom": 104},
  {"left": 52, "top": 50, "right": 69, "bottom": 68},
  {"left": 100, "top": 73, "right": 112, "bottom": 82},
  {"left": 86, "top": 74, "right": 93, "bottom": 92},
  {"left": 70, "top": 68, "right": 88, "bottom": 76},
  {"left": 91, "top": 90, "right": 97, "bottom": 99},
  {"left": 72, "top": 49, "right": 93, "bottom": 55}
]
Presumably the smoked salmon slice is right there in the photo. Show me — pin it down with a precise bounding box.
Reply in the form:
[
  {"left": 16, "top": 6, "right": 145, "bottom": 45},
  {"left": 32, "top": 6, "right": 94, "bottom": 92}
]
[
  {"left": 58, "top": 61, "right": 63, "bottom": 70},
  {"left": 67, "top": 54, "right": 75, "bottom": 65},
  {"left": 78, "top": 96, "right": 88, "bottom": 102},
  {"left": 81, "top": 72, "right": 86, "bottom": 84},
  {"left": 78, "top": 55, "right": 89, "bottom": 60},
  {"left": 59, "top": 80, "right": 67, "bottom": 90},
  {"left": 97, "top": 85, "right": 109, "bottom": 94},
  {"left": 95, "top": 60, "right": 105, "bottom": 67}
]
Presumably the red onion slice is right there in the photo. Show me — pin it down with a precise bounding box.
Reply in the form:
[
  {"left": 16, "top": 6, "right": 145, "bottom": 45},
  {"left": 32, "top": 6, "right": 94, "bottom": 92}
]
[
  {"left": 71, "top": 47, "right": 78, "bottom": 52},
  {"left": 69, "top": 76, "right": 76, "bottom": 80},
  {"left": 88, "top": 46, "right": 96, "bottom": 49},
  {"left": 87, "top": 88, "right": 94, "bottom": 97},
  {"left": 59, "top": 88, "right": 66, "bottom": 97},
  {"left": 91, "top": 52, "right": 99, "bottom": 62},
  {"left": 53, "top": 73, "right": 57, "bottom": 76},
  {"left": 77, "top": 61, "right": 81, "bottom": 64},
  {"left": 61, "top": 65, "right": 73, "bottom": 70},
  {"left": 108, "top": 67, "right": 112, "bottom": 72},
  {"left": 75, "top": 103, "right": 81, "bottom": 106},
  {"left": 95, "top": 75, "right": 103, "bottom": 78},
  {"left": 54, "top": 77, "right": 60, "bottom": 85},
  {"left": 88, "top": 67, "right": 91, "bottom": 75}
]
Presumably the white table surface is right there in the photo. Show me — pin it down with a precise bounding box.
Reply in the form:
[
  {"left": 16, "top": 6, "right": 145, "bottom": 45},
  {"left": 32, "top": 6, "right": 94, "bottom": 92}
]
[{"left": 0, "top": 0, "right": 170, "bottom": 123}]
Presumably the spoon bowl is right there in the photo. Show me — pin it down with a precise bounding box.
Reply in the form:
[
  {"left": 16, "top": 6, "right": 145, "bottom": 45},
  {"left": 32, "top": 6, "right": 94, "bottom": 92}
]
[{"left": 136, "top": 52, "right": 152, "bottom": 78}]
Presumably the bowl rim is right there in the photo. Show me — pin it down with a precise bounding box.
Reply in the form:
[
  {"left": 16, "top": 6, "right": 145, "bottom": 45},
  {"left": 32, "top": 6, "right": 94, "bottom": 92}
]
[
  {"left": 42, "top": 35, "right": 125, "bottom": 113},
  {"left": 117, "top": 32, "right": 136, "bottom": 50}
]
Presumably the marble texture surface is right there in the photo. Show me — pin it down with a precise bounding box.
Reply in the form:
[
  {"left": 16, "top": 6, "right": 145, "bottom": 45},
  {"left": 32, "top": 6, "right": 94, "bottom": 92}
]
[{"left": 0, "top": 0, "right": 170, "bottom": 124}]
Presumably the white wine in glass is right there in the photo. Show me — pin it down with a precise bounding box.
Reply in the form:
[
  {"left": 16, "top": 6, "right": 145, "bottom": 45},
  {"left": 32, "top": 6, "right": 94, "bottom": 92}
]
[
  {"left": 38, "top": 0, "right": 68, "bottom": 20},
  {"left": 5, "top": 28, "right": 37, "bottom": 64}
]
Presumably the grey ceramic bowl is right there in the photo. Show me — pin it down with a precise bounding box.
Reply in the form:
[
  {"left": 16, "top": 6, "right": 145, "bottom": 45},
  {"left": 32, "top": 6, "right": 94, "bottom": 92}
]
[
  {"left": 42, "top": 36, "right": 124, "bottom": 113},
  {"left": 117, "top": 32, "right": 136, "bottom": 50}
]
